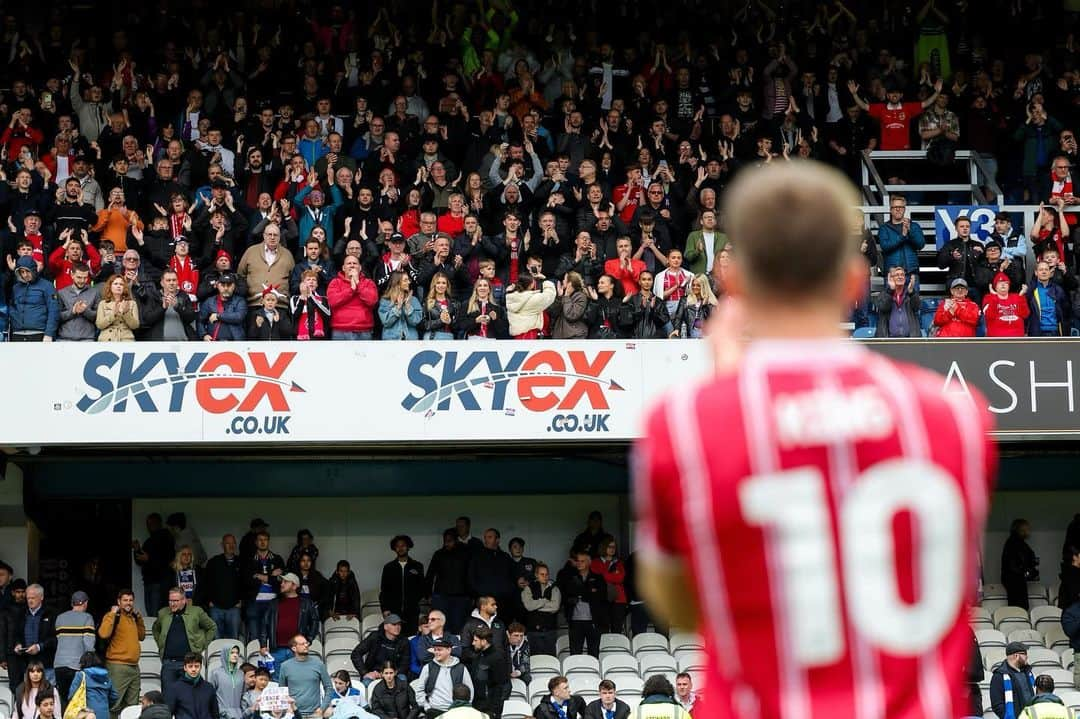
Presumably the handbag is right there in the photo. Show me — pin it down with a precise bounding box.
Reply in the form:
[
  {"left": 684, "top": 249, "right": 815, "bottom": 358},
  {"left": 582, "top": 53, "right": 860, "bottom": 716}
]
[{"left": 64, "top": 673, "right": 88, "bottom": 719}]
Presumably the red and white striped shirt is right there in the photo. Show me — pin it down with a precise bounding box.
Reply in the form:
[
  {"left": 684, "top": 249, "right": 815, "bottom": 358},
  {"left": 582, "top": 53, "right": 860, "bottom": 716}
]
[{"left": 634, "top": 339, "right": 996, "bottom": 719}]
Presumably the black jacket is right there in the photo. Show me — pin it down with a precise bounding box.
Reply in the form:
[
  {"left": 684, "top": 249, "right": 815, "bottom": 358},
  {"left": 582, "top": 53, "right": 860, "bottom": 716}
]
[
  {"left": 558, "top": 569, "right": 606, "bottom": 622},
  {"left": 135, "top": 528, "right": 175, "bottom": 584},
  {"left": 584, "top": 698, "right": 631, "bottom": 719},
  {"left": 368, "top": 679, "right": 420, "bottom": 719},
  {"left": 534, "top": 694, "right": 588, "bottom": 719},
  {"left": 351, "top": 629, "right": 410, "bottom": 676},
  {"left": 585, "top": 296, "right": 630, "bottom": 339},
  {"left": 9, "top": 606, "right": 56, "bottom": 666},
  {"left": 463, "top": 644, "right": 511, "bottom": 712},
  {"left": 324, "top": 571, "right": 362, "bottom": 618},
  {"left": 460, "top": 613, "right": 508, "bottom": 655},
  {"left": 624, "top": 293, "right": 671, "bottom": 339},
  {"left": 989, "top": 661, "right": 1035, "bottom": 719},
  {"left": 936, "top": 237, "right": 984, "bottom": 285},
  {"left": 467, "top": 547, "right": 516, "bottom": 599},
  {"left": 202, "top": 553, "right": 243, "bottom": 609},
  {"left": 1001, "top": 534, "right": 1039, "bottom": 588},
  {"left": 427, "top": 544, "right": 471, "bottom": 597},
  {"left": 240, "top": 551, "right": 285, "bottom": 603},
  {"left": 141, "top": 291, "right": 200, "bottom": 341},
  {"left": 167, "top": 675, "right": 219, "bottom": 719},
  {"left": 263, "top": 594, "right": 320, "bottom": 649},
  {"left": 379, "top": 557, "right": 426, "bottom": 618}
]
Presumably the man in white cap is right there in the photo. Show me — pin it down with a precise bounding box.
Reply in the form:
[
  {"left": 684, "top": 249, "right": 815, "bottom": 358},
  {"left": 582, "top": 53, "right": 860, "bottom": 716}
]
[
  {"left": 54, "top": 591, "right": 96, "bottom": 702},
  {"left": 261, "top": 573, "right": 320, "bottom": 679}
]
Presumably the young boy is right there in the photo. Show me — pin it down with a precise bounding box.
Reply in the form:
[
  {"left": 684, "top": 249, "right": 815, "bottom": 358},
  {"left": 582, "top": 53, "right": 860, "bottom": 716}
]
[
  {"left": 168, "top": 653, "right": 219, "bottom": 719},
  {"left": 479, "top": 258, "right": 505, "bottom": 305},
  {"left": 242, "top": 667, "right": 272, "bottom": 716}
]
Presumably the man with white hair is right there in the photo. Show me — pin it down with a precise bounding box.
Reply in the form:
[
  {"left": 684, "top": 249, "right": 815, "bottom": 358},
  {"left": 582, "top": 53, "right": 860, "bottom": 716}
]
[{"left": 10, "top": 584, "right": 58, "bottom": 684}]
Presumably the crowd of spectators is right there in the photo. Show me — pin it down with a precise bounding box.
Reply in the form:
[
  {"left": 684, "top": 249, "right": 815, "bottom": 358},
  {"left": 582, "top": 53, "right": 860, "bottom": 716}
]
[
  {"left": 0, "top": 510, "right": 700, "bottom": 719},
  {"left": 0, "top": 0, "right": 1073, "bottom": 343}
]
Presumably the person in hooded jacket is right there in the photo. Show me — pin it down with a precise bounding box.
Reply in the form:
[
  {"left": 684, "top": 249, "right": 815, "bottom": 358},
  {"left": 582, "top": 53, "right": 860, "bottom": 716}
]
[
  {"left": 9, "top": 256, "right": 59, "bottom": 340},
  {"left": 1018, "top": 675, "right": 1073, "bottom": 719},
  {"left": 414, "top": 640, "right": 472, "bottom": 717},
  {"left": 323, "top": 561, "right": 361, "bottom": 620},
  {"left": 209, "top": 642, "right": 245, "bottom": 719},
  {"left": 68, "top": 652, "right": 119, "bottom": 719}
]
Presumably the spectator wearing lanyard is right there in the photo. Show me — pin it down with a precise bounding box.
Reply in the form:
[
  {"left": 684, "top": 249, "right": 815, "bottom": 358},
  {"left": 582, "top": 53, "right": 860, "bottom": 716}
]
[{"left": 162, "top": 546, "right": 202, "bottom": 608}]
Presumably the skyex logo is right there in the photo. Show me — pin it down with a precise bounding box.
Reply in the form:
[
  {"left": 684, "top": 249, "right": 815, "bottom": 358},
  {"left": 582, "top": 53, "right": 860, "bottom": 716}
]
[
  {"left": 76, "top": 351, "right": 304, "bottom": 435},
  {"left": 403, "top": 349, "right": 623, "bottom": 433}
]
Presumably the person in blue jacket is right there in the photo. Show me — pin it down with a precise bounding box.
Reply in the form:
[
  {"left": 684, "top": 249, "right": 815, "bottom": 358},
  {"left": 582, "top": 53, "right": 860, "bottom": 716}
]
[
  {"left": 68, "top": 652, "right": 119, "bottom": 719},
  {"left": 9, "top": 256, "right": 59, "bottom": 341},
  {"left": 198, "top": 272, "right": 247, "bottom": 341},
  {"left": 876, "top": 195, "right": 925, "bottom": 286},
  {"left": 1027, "top": 260, "right": 1071, "bottom": 337}
]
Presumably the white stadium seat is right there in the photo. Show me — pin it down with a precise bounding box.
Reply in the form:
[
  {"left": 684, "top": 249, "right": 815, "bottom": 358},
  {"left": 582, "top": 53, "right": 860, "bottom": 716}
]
[
  {"left": 983, "top": 584, "right": 1008, "bottom": 600},
  {"left": 1031, "top": 606, "right": 1063, "bottom": 631},
  {"left": 502, "top": 699, "right": 534, "bottom": 719},
  {"left": 632, "top": 632, "right": 669, "bottom": 656},
  {"left": 669, "top": 633, "right": 704, "bottom": 654},
  {"left": 562, "top": 655, "right": 600, "bottom": 677},
  {"left": 678, "top": 652, "right": 706, "bottom": 673},
  {"left": 1058, "top": 689, "right": 1080, "bottom": 712},
  {"left": 982, "top": 647, "right": 1006, "bottom": 671},
  {"left": 119, "top": 706, "right": 142, "bottom": 719},
  {"left": 325, "top": 635, "right": 357, "bottom": 656},
  {"left": 976, "top": 629, "right": 1007, "bottom": 649},
  {"left": 531, "top": 654, "right": 561, "bottom": 675},
  {"left": 994, "top": 607, "right": 1031, "bottom": 635},
  {"left": 615, "top": 676, "right": 644, "bottom": 699},
  {"left": 324, "top": 616, "right": 361, "bottom": 639},
  {"left": 599, "top": 633, "right": 631, "bottom": 656},
  {"left": 1027, "top": 646, "right": 1063, "bottom": 669},
  {"left": 1045, "top": 625, "right": 1072, "bottom": 651},
  {"left": 601, "top": 654, "right": 641, "bottom": 677},
  {"left": 510, "top": 677, "right": 528, "bottom": 700},
  {"left": 1037, "top": 667, "right": 1074, "bottom": 690},
  {"left": 1064, "top": 649, "right": 1076, "bottom": 670},
  {"left": 1007, "top": 629, "right": 1045, "bottom": 649},
  {"left": 638, "top": 653, "right": 678, "bottom": 679}
]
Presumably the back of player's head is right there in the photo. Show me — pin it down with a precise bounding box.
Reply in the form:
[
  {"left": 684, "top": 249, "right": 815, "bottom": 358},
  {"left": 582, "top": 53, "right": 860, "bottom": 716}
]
[{"left": 723, "top": 161, "right": 861, "bottom": 297}]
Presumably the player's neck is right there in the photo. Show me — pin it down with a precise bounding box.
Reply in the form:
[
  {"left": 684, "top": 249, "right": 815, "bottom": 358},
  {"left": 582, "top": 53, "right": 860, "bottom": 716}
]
[{"left": 744, "top": 300, "right": 847, "bottom": 342}]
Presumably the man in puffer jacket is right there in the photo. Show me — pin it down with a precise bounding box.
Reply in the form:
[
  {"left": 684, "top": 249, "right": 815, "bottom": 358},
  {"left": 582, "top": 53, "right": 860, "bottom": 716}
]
[
  {"left": 932, "top": 278, "right": 980, "bottom": 338},
  {"left": 505, "top": 275, "right": 556, "bottom": 339},
  {"left": 56, "top": 263, "right": 100, "bottom": 340},
  {"left": 9, "top": 256, "right": 59, "bottom": 340}
]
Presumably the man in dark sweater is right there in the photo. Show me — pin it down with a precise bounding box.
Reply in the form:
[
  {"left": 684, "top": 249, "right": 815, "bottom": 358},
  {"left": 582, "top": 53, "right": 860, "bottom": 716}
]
[
  {"left": 426, "top": 529, "right": 472, "bottom": 634},
  {"left": 350, "top": 614, "right": 410, "bottom": 681},
  {"left": 464, "top": 626, "right": 510, "bottom": 719},
  {"left": 133, "top": 513, "right": 175, "bottom": 615},
  {"left": 558, "top": 552, "right": 605, "bottom": 658},
  {"left": 167, "top": 653, "right": 218, "bottom": 719},
  {"left": 379, "top": 535, "right": 426, "bottom": 636},
  {"left": 203, "top": 534, "right": 243, "bottom": 640},
  {"left": 467, "top": 529, "right": 517, "bottom": 625}
]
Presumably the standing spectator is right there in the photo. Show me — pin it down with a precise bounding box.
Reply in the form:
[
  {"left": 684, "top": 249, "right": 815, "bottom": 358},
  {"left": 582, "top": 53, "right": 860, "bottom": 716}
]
[
  {"left": 533, "top": 676, "right": 587, "bottom": 719},
  {"left": 323, "top": 561, "right": 361, "bottom": 620},
  {"left": 165, "top": 515, "right": 208, "bottom": 570},
  {"left": 874, "top": 266, "right": 921, "bottom": 338},
  {"left": 414, "top": 639, "right": 473, "bottom": 717},
  {"left": 380, "top": 536, "right": 426, "bottom": 637},
  {"left": 198, "top": 272, "right": 247, "bottom": 341},
  {"left": 152, "top": 588, "right": 216, "bottom": 694},
  {"left": 294, "top": 554, "right": 325, "bottom": 610},
  {"left": 559, "top": 553, "right": 604, "bottom": 658},
  {"left": 507, "top": 624, "right": 530, "bottom": 685},
  {"left": 467, "top": 531, "right": 516, "bottom": 626},
  {"left": 461, "top": 598, "right": 508, "bottom": 657},
  {"left": 603, "top": 238, "right": 645, "bottom": 298},
  {"left": 572, "top": 513, "right": 614, "bottom": 559},
  {"left": 166, "top": 653, "right": 218, "bottom": 719},
  {"left": 932, "top": 279, "right": 980, "bottom": 338},
  {"left": 522, "top": 564, "right": 560, "bottom": 657},
  {"left": 162, "top": 546, "right": 202, "bottom": 607},
  {"left": 53, "top": 592, "right": 96, "bottom": 703},
  {"left": 9, "top": 257, "right": 59, "bottom": 341},
  {"left": 549, "top": 273, "right": 589, "bottom": 340},
  {"left": 209, "top": 643, "right": 244, "bottom": 719},
  {"left": 98, "top": 589, "right": 145, "bottom": 718},
  {"left": 276, "top": 635, "right": 333, "bottom": 719},
  {"left": 876, "top": 196, "right": 925, "bottom": 283},
  {"left": 56, "top": 264, "right": 99, "bottom": 341},
  {"left": 204, "top": 535, "right": 243, "bottom": 640},
  {"left": 142, "top": 270, "right": 199, "bottom": 341},
  {"left": 327, "top": 255, "right": 378, "bottom": 339},
  {"left": 1027, "top": 261, "right": 1070, "bottom": 337},
  {"left": 95, "top": 276, "right": 140, "bottom": 342},
  {"left": 290, "top": 270, "right": 332, "bottom": 341},
  {"left": 990, "top": 643, "right": 1035, "bottom": 719},
  {"left": 634, "top": 676, "right": 692, "bottom": 719},
  {"left": 378, "top": 271, "right": 425, "bottom": 340},
  {"left": 848, "top": 78, "right": 943, "bottom": 151},
  {"left": 989, "top": 212, "right": 1029, "bottom": 271},
  {"left": 585, "top": 679, "right": 630, "bottom": 719},
  {"left": 464, "top": 626, "right": 510, "bottom": 719},
  {"left": 420, "top": 273, "right": 460, "bottom": 340},
  {"left": 1002, "top": 520, "right": 1040, "bottom": 610},
  {"left": 67, "top": 653, "right": 118, "bottom": 719},
  {"left": 350, "top": 615, "right": 410, "bottom": 684},
  {"left": 983, "top": 273, "right": 1030, "bottom": 338},
  {"left": 1013, "top": 104, "right": 1062, "bottom": 203},
  {"left": 236, "top": 224, "right": 295, "bottom": 309},
  {"left": 427, "top": 530, "right": 473, "bottom": 634},
  {"left": 367, "top": 661, "right": 420, "bottom": 719},
  {"left": 591, "top": 539, "right": 627, "bottom": 635},
  {"left": 683, "top": 210, "right": 727, "bottom": 277},
  {"left": 13, "top": 662, "right": 60, "bottom": 719},
  {"left": 506, "top": 274, "right": 556, "bottom": 339},
  {"left": 261, "top": 574, "right": 319, "bottom": 676},
  {"left": 10, "top": 585, "right": 57, "bottom": 686}
]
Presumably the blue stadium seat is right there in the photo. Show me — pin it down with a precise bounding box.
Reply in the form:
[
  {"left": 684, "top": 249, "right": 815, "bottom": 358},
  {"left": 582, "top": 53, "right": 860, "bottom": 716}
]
[
  {"left": 852, "top": 327, "right": 875, "bottom": 339},
  {"left": 919, "top": 299, "right": 941, "bottom": 336}
]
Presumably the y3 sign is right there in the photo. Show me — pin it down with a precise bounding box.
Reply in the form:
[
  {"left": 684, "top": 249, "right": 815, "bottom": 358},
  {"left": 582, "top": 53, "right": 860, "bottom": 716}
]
[{"left": 934, "top": 205, "right": 998, "bottom": 249}]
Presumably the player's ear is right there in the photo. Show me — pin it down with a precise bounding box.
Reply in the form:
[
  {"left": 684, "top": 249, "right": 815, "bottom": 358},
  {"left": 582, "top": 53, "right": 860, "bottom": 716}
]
[{"left": 840, "top": 254, "right": 870, "bottom": 309}]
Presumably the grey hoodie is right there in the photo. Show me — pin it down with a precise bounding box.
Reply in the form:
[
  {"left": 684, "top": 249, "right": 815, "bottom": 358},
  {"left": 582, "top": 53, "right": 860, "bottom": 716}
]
[
  {"left": 57, "top": 282, "right": 100, "bottom": 340},
  {"left": 210, "top": 641, "right": 245, "bottom": 719}
]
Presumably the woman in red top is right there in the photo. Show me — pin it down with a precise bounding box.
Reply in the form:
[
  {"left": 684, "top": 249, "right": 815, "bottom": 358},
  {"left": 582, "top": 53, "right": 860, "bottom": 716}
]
[
  {"left": 932, "top": 278, "right": 981, "bottom": 337},
  {"left": 983, "top": 271, "right": 1029, "bottom": 337},
  {"left": 397, "top": 187, "right": 423, "bottom": 238},
  {"left": 591, "top": 537, "right": 627, "bottom": 634}
]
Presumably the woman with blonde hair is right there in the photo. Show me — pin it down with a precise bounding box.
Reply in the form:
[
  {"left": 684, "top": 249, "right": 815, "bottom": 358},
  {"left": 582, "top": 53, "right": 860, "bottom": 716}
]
[
  {"left": 457, "top": 277, "right": 508, "bottom": 339},
  {"left": 671, "top": 273, "right": 719, "bottom": 338},
  {"left": 421, "top": 274, "right": 459, "bottom": 340},
  {"left": 95, "top": 275, "right": 139, "bottom": 341},
  {"left": 378, "top": 271, "right": 424, "bottom": 340},
  {"left": 162, "top": 544, "right": 202, "bottom": 605}
]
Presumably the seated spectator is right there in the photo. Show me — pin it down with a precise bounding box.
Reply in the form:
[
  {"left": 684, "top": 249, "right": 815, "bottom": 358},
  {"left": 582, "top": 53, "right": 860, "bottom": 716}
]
[
  {"left": 412, "top": 611, "right": 462, "bottom": 677},
  {"left": 143, "top": 270, "right": 199, "bottom": 341},
  {"left": 350, "top": 615, "right": 410, "bottom": 684},
  {"left": 414, "top": 639, "right": 472, "bottom": 717},
  {"left": 14, "top": 662, "right": 61, "bottom": 719},
  {"left": 166, "top": 653, "right": 218, "bottom": 719},
  {"left": 433, "top": 684, "right": 480, "bottom": 719},
  {"left": 323, "top": 561, "right": 361, "bottom": 619},
  {"left": 95, "top": 276, "right": 140, "bottom": 342},
  {"left": 932, "top": 279, "right": 980, "bottom": 338},
  {"left": 378, "top": 271, "right": 424, "bottom": 340},
  {"left": 367, "top": 661, "right": 419, "bottom": 719},
  {"left": 585, "top": 679, "right": 631, "bottom": 719},
  {"left": 328, "top": 255, "right": 378, "bottom": 340},
  {"left": 56, "top": 264, "right": 99, "bottom": 341},
  {"left": 198, "top": 273, "right": 246, "bottom": 341},
  {"left": 983, "top": 272, "right": 1030, "bottom": 338},
  {"left": 522, "top": 564, "right": 560, "bottom": 657},
  {"left": 248, "top": 287, "right": 295, "bottom": 340},
  {"left": 534, "top": 676, "right": 587, "bottom": 719},
  {"left": 507, "top": 623, "right": 531, "bottom": 685},
  {"left": 139, "top": 691, "right": 171, "bottom": 719},
  {"left": 874, "top": 266, "right": 921, "bottom": 338},
  {"left": 1028, "top": 261, "right": 1071, "bottom": 337},
  {"left": 290, "top": 270, "right": 332, "bottom": 341},
  {"left": 506, "top": 273, "right": 556, "bottom": 339},
  {"left": 674, "top": 673, "right": 698, "bottom": 717}
]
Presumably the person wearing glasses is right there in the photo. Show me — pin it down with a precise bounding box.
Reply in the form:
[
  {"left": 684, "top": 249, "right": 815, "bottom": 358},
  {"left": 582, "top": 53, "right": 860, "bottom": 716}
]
[{"left": 276, "top": 634, "right": 334, "bottom": 719}]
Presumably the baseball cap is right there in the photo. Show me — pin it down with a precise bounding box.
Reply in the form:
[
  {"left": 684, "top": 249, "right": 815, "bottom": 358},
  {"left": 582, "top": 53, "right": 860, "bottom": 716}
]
[
  {"left": 280, "top": 573, "right": 300, "bottom": 586},
  {"left": 24, "top": 209, "right": 41, "bottom": 218},
  {"left": 983, "top": 239, "right": 1002, "bottom": 250},
  {"left": 949, "top": 278, "right": 968, "bottom": 289},
  {"left": 210, "top": 178, "right": 229, "bottom": 189},
  {"left": 71, "top": 591, "right": 89, "bottom": 605},
  {"left": 218, "top": 272, "right": 237, "bottom": 284},
  {"left": 383, "top": 614, "right": 403, "bottom": 625},
  {"left": 388, "top": 232, "right": 406, "bottom": 243},
  {"left": 173, "top": 235, "right": 189, "bottom": 246},
  {"left": 431, "top": 637, "right": 453, "bottom": 648},
  {"left": 993, "top": 272, "right": 1010, "bottom": 287},
  {"left": 1005, "top": 641, "right": 1029, "bottom": 655},
  {"left": 250, "top": 518, "right": 269, "bottom": 528}
]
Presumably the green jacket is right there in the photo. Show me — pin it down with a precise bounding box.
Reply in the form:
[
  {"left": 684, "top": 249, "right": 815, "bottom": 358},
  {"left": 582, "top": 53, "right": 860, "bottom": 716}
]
[
  {"left": 1012, "top": 117, "right": 1063, "bottom": 177},
  {"left": 683, "top": 230, "right": 729, "bottom": 276},
  {"left": 1019, "top": 694, "right": 1074, "bottom": 719},
  {"left": 152, "top": 605, "right": 217, "bottom": 656}
]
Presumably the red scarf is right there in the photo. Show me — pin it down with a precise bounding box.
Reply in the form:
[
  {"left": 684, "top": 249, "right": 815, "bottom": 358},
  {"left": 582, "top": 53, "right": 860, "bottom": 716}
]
[
  {"left": 1051, "top": 170, "right": 1077, "bottom": 226},
  {"left": 507, "top": 237, "right": 520, "bottom": 282},
  {"left": 664, "top": 269, "right": 688, "bottom": 301},
  {"left": 296, "top": 295, "right": 326, "bottom": 340},
  {"left": 169, "top": 255, "right": 199, "bottom": 299},
  {"left": 479, "top": 300, "right": 488, "bottom": 338},
  {"left": 169, "top": 213, "right": 185, "bottom": 239},
  {"left": 211, "top": 295, "right": 224, "bottom": 340}
]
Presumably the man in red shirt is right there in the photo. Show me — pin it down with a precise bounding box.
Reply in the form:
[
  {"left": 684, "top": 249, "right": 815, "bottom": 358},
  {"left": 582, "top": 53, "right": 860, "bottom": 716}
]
[
  {"left": 633, "top": 161, "right": 995, "bottom": 719},
  {"left": 612, "top": 165, "right": 644, "bottom": 225},
  {"left": 603, "top": 237, "right": 645, "bottom": 297},
  {"left": 849, "top": 78, "right": 943, "bottom": 151}
]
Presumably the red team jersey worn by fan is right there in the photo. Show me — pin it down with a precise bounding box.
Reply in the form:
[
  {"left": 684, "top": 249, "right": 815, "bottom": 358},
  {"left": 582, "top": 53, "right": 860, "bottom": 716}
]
[
  {"left": 634, "top": 339, "right": 996, "bottom": 719},
  {"left": 868, "top": 102, "right": 924, "bottom": 150}
]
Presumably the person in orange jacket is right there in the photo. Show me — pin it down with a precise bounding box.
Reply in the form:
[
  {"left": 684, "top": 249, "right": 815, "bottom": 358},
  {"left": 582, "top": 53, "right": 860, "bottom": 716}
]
[{"left": 933, "top": 278, "right": 981, "bottom": 337}]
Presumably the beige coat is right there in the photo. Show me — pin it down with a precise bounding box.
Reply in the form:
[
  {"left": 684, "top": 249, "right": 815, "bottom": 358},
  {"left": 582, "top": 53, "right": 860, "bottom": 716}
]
[
  {"left": 95, "top": 298, "right": 139, "bottom": 341},
  {"left": 237, "top": 244, "right": 295, "bottom": 306}
]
